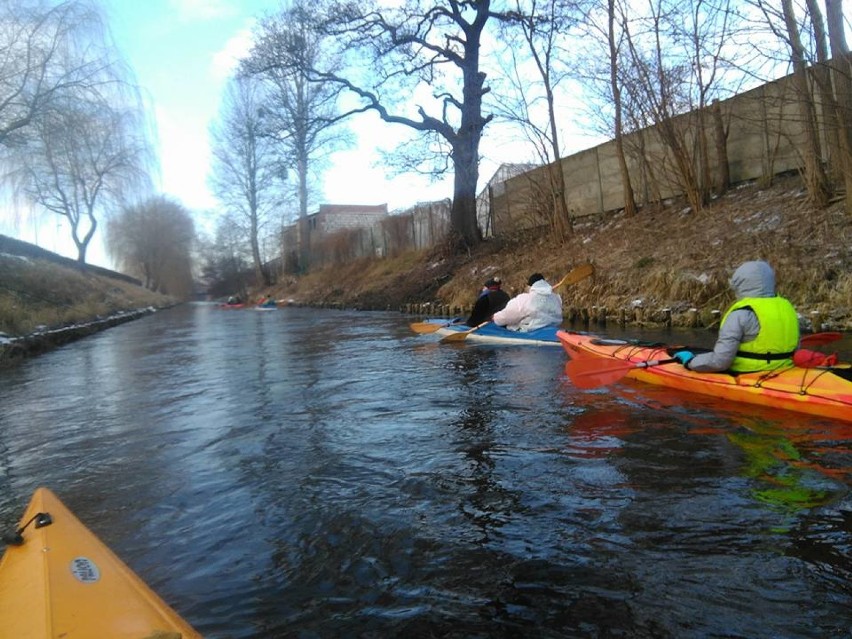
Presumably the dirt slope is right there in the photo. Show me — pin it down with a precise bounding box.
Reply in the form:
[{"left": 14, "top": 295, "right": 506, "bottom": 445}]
[{"left": 274, "top": 175, "right": 851, "bottom": 331}]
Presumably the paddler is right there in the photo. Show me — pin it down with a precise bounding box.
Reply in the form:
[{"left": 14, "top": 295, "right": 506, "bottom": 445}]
[
  {"left": 673, "top": 260, "right": 799, "bottom": 372},
  {"left": 492, "top": 273, "right": 563, "bottom": 332},
  {"left": 465, "top": 277, "right": 510, "bottom": 326}
]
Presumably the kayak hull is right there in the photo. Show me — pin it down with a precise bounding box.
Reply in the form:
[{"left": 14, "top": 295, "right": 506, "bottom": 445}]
[
  {"left": 557, "top": 330, "right": 852, "bottom": 422},
  {"left": 428, "top": 320, "right": 561, "bottom": 346},
  {"left": 0, "top": 487, "right": 201, "bottom": 638}
]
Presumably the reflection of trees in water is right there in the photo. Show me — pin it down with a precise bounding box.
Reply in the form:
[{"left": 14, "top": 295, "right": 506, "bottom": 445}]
[{"left": 446, "top": 347, "right": 520, "bottom": 545}]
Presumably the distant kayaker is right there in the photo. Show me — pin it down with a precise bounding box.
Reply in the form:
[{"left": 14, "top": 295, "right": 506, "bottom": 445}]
[
  {"left": 492, "top": 273, "right": 563, "bottom": 332},
  {"left": 673, "top": 260, "right": 799, "bottom": 372},
  {"left": 465, "top": 277, "right": 510, "bottom": 326}
]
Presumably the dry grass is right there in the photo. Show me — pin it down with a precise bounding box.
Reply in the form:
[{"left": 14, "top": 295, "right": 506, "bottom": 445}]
[
  {"left": 0, "top": 254, "right": 173, "bottom": 337},
  {"left": 273, "top": 174, "right": 852, "bottom": 330}
]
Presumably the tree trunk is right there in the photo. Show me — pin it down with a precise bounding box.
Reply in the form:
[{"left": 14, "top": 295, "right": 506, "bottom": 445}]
[
  {"left": 297, "top": 151, "right": 310, "bottom": 271},
  {"left": 711, "top": 100, "right": 730, "bottom": 192},
  {"left": 608, "top": 0, "right": 637, "bottom": 217},
  {"left": 825, "top": 0, "right": 852, "bottom": 214},
  {"left": 450, "top": 137, "right": 481, "bottom": 247},
  {"left": 805, "top": 0, "right": 844, "bottom": 190},
  {"left": 781, "top": 0, "right": 830, "bottom": 207}
]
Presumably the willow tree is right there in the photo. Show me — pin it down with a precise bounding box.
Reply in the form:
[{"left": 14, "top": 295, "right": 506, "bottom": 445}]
[
  {"left": 5, "top": 0, "right": 151, "bottom": 265},
  {"left": 19, "top": 95, "right": 150, "bottom": 265},
  {"left": 0, "top": 0, "right": 108, "bottom": 147},
  {"left": 107, "top": 196, "right": 196, "bottom": 298}
]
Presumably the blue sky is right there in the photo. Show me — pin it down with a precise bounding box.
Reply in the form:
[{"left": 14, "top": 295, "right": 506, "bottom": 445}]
[{"left": 106, "top": 0, "right": 455, "bottom": 217}]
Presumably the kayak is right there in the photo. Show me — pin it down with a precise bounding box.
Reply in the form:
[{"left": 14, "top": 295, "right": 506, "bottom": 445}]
[
  {"left": 557, "top": 330, "right": 852, "bottom": 422},
  {"left": 418, "top": 319, "right": 562, "bottom": 346},
  {"left": 218, "top": 303, "right": 244, "bottom": 309},
  {"left": 0, "top": 487, "right": 201, "bottom": 638}
]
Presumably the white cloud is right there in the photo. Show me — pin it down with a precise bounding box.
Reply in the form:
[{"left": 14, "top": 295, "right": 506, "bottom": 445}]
[
  {"left": 210, "top": 23, "right": 256, "bottom": 82},
  {"left": 168, "top": 0, "right": 236, "bottom": 21},
  {"left": 154, "top": 106, "right": 218, "bottom": 213}
]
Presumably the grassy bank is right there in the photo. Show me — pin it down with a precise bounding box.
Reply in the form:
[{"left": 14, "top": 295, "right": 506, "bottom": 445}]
[{"left": 0, "top": 252, "right": 174, "bottom": 363}]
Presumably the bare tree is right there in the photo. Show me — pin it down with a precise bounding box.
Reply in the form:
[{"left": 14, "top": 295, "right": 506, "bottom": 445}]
[
  {"left": 243, "top": 1, "right": 348, "bottom": 271},
  {"left": 607, "top": 0, "right": 637, "bottom": 216},
  {"left": 301, "top": 0, "right": 504, "bottom": 249},
  {"left": 825, "top": 0, "right": 852, "bottom": 213},
  {"left": 0, "top": 0, "right": 112, "bottom": 147},
  {"left": 17, "top": 94, "right": 150, "bottom": 265},
  {"left": 106, "top": 195, "right": 196, "bottom": 298},
  {"left": 495, "top": 0, "right": 577, "bottom": 237},
  {"left": 198, "top": 212, "right": 254, "bottom": 299},
  {"left": 209, "top": 75, "right": 284, "bottom": 286},
  {"left": 779, "top": 0, "right": 830, "bottom": 206}
]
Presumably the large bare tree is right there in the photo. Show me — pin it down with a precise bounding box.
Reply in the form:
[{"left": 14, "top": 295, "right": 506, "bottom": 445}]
[
  {"left": 243, "top": 1, "right": 348, "bottom": 271},
  {"left": 304, "top": 0, "right": 502, "bottom": 248},
  {"left": 209, "top": 75, "right": 284, "bottom": 286}
]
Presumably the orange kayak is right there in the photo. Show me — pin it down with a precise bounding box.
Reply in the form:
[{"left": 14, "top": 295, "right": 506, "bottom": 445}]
[
  {"left": 557, "top": 331, "right": 852, "bottom": 422},
  {"left": 0, "top": 487, "right": 201, "bottom": 638}
]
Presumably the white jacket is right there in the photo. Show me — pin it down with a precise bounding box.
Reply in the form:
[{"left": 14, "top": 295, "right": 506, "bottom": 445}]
[{"left": 492, "top": 280, "right": 563, "bottom": 332}]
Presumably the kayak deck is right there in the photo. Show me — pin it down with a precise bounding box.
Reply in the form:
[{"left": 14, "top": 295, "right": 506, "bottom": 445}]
[
  {"left": 557, "top": 330, "right": 852, "bottom": 422},
  {"left": 0, "top": 487, "right": 201, "bottom": 638}
]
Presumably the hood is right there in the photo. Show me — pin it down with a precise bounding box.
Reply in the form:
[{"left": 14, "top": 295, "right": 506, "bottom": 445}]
[
  {"left": 529, "top": 280, "right": 553, "bottom": 295},
  {"left": 729, "top": 260, "right": 776, "bottom": 299}
]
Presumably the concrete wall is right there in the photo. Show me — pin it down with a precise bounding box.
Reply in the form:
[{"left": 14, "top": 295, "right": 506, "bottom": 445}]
[{"left": 493, "top": 65, "right": 828, "bottom": 231}]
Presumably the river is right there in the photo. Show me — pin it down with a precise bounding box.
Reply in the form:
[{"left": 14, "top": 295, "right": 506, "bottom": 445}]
[{"left": 0, "top": 304, "right": 850, "bottom": 638}]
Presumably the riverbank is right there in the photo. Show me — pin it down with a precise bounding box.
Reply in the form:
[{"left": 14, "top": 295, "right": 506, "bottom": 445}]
[
  {"left": 271, "top": 175, "right": 851, "bottom": 331},
  {"left": 0, "top": 251, "right": 174, "bottom": 366}
]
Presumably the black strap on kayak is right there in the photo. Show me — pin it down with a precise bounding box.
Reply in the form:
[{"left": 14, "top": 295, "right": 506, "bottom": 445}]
[
  {"left": 736, "top": 349, "right": 795, "bottom": 362},
  {"left": 2, "top": 511, "right": 52, "bottom": 546}
]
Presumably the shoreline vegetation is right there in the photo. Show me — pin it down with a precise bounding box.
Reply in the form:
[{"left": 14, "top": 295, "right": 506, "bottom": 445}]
[{"left": 1, "top": 175, "right": 849, "bottom": 366}]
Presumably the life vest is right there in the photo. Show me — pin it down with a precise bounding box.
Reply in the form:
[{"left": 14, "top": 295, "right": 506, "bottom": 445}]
[{"left": 721, "top": 296, "right": 799, "bottom": 372}]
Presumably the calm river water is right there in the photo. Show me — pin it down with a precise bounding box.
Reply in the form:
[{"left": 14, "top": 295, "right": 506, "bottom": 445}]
[{"left": 1, "top": 304, "right": 850, "bottom": 638}]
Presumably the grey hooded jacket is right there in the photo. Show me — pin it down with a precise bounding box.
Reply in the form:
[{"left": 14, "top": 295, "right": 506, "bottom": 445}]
[{"left": 687, "top": 261, "right": 797, "bottom": 373}]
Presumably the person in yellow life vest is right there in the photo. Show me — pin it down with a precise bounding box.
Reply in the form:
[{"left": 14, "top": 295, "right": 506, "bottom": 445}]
[{"left": 673, "top": 260, "right": 799, "bottom": 373}]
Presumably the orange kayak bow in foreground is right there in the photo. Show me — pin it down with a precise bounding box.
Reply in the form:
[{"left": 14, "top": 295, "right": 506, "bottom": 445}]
[
  {"left": 0, "top": 487, "right": 201, "bottom": 638},
  {"left": 557, "top": 331, "right": 852, "bottom": 423}
]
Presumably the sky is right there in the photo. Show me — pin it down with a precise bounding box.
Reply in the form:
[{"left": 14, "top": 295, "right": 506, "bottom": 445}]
[
  {"left": 107, "top": 0, "right": 458, "bottom": 213},
  {"left": 2, "top": 0, "right": 604, "bottom": 268}
]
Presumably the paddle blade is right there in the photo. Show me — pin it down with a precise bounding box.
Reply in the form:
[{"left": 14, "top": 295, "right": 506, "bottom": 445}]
[
  {"left": 553, "top": 263, "right": 594, "bottom": 289},
  {"left": 439, "top": 320, "right": 490, "bottom": 343},
  {"left": 801, "top": 332, "right": 844, "bottom": 347},
  {"left": 566, "top": 357, "right": 635, "bottom": 389},
  {"left": 440, "top": 331, "right": 470, "bottom": 343},
  {"left": 410, "top": 322, "right": 445, "bottom": 334}
]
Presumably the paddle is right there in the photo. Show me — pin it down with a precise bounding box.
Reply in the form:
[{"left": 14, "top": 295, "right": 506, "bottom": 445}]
[
  {"left": 439, "top": 263, "right": 595, "bottom": 344},
  {"left": 800, "top": 332, "right": 844, "bottom": 347},
  {"left": 440, "top": 320, "right": 491, "bottom": 343},
  {"left": 553, "top": 262, "right": 594, "bottom": 290},
  {"left": 567, "top": 357, "right": 678, "bottom": 389},
  {"left": 410, "top": 320, "right": 458, "bottom": 334}
]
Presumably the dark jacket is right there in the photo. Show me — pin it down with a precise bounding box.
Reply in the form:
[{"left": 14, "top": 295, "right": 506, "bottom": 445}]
[{"left": 466, "top": 288, "right": 510, "bottom": 326}]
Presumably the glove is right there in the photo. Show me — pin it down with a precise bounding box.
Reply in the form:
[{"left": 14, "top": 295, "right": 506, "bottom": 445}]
[{"left": 673, "top": 350, "right": 694, "bottom": 368}]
